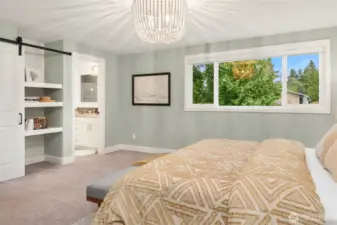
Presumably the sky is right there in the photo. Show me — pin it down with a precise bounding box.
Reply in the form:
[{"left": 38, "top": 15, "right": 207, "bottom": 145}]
[{"left": 271, "top": 53, "right": 319, "bottom": 76}]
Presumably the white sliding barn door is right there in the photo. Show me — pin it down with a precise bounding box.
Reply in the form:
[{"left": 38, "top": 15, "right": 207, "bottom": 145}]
[{"left": 0, "top": 42, "right": 24, "bottom": 182}]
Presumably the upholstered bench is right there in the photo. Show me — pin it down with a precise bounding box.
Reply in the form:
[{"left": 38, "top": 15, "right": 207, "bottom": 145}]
[{"left": 86, "top": 166, "right": 137, "bottom": 206}]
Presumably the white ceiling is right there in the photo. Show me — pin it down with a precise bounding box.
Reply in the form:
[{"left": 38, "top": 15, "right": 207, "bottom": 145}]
[{"left": 0, "top": 0, "right": 336, "bottom": 54}]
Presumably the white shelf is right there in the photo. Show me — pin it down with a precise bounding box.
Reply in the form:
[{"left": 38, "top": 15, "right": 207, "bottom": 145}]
[
  {"left": 25, "top": 127, "right": 63, "bottom": 137},
  {"left": 25, "top": 102, "right": 63, "bottom": 108},
  {"left": 25, "top": 82, "right": 62, "bottom": 89}
]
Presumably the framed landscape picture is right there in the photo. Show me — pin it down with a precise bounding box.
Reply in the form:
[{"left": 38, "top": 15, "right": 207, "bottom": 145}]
[{"left": 132, "top": 72, "right": 171, "bottom": 106}]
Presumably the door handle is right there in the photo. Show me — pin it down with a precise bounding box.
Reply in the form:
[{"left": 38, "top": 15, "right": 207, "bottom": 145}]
[{"left": 18, "top": 113, "right": 23, "bottom": 125}]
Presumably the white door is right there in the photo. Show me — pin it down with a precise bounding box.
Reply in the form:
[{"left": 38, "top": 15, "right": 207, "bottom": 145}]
[{"left": 0, "top": 42, "right": 25, "bottom": 182}]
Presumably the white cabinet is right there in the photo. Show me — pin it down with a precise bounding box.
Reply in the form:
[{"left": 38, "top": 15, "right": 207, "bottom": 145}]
[{"left": 75, "top": 117, "right": 100, "bottom": 148}]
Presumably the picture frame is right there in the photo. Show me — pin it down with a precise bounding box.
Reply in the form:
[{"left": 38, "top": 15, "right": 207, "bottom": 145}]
[{"left": 132, "top": 72, "right": 171, "bottom": 106}]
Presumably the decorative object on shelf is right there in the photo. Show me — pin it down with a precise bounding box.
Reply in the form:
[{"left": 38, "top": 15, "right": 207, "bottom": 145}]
[
  {"left": 132, "top": 0, "right": 187, "bottom": 43},
  {"left": 25, "top": 96, "right": 40, "bottom": 103},
  {"left": 25, "top": 96, "right": 57, "bottom": 103},
  {"left": 75, "top": 107, "right": 99, "bottom": 117},
  {"left": 132, "top": 72, "right": 171, "bottom": 106},
  {"left": 39, "top": 96, "right": 55, "bottom": 102},
  {"left": 25, "top": 117, "right": 48, "bottom": 130},
  {"left": 25, "top": 67, "right": 40, "bottom": 82},
  {"left": 33, "top": 117, "right": 48, "bottom": 130},
  {"left": 25, "top": 118, "right": 34, "bottom": 131}
]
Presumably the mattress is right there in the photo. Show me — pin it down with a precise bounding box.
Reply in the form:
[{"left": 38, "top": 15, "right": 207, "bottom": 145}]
[
  {"left": 305, "top": 148, "right": 337, "bottom": 223},
  {"left": 94, "top": 139, "right": 325, "bottom": 224}
]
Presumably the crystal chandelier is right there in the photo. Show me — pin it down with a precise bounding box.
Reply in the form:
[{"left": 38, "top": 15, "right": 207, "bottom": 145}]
[{"left": 132, "top": 0, "right": 187, "bottom": 44}]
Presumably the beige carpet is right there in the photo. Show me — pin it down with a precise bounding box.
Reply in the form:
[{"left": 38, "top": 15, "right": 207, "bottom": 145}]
[{"left": 0, "top": 151, "right": 151, "bottom": 225}]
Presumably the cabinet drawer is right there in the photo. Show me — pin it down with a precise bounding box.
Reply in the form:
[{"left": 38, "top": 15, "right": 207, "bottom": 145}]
[{"left": 75, "top": 117, "right": 100, "bottom": 125}]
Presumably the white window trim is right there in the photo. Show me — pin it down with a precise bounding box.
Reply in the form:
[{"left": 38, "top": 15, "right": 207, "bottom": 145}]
[{"left": 185, "top": 40, "right": 331, "bottom": 114}]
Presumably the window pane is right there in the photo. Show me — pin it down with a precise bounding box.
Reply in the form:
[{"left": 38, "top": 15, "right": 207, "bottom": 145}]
[
  {"left": 287, "top": 53, "right": 319, "bottom": 105},
  {"left": 218, "top": 58, "right": 282, "bottom": 106},
  {"left": 193, "top": 63, "right": 214, "bottom": 104}
]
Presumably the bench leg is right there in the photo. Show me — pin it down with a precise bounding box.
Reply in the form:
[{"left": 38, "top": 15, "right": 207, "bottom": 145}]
[{"left": 87, "top": 196, "right": 103, "bottom": 207}]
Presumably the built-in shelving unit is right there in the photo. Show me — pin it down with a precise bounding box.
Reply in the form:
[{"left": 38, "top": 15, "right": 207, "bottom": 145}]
[
  {"left": 24, "top": 41, "right": 65, "bottom": 166},
  {"left": 25, "top": 82, "right": 62, "bottom": 89},
  {"left": 24, "top": 102, "right": 63, "bottom": 108},
  {"left": 25, "top": 127, "right": 63, "bottom": 137}
]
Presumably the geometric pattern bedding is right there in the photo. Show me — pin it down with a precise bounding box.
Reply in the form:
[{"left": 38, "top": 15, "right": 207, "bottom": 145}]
[
  {"left": 228, "top": 139, "right": 324, "bottom": 224},
  {"left": 92, "top": 139, "right": 324, "bottom": 225}
]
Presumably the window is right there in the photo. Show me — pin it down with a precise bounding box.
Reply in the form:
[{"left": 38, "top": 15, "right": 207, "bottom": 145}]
[
  {"left": 185, "top": 40, "right": 330, "bottom": 113},
  {"left": 287, "top": 54, "right": 319, "bottom": 105},
  {"left": 193, "top": 63, "right": 214, "bottom": 104}
]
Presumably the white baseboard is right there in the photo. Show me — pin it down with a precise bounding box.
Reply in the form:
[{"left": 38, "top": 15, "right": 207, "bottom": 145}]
[
  {"left": 25, "top": 155, "right": 45, "bottom": 165},
  {"left": 27, "top": 145, "right": 174, "bottom": 165},
  {"left": 105, "top": 144, "right": 175, "bottom": 154},
  {"left": 25, "top": 155, "right": 74, "bottom": 166},
  {"left": 105, "top": 145, "right": 123, "bottom": 154},
  {"left": 44, "top": 155, "right": 75, "bottom": 165}
]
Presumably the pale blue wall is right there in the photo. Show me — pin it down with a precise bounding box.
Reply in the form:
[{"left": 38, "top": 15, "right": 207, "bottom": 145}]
[
  {"left": 2, "top": 18, "right": 335, "bottom": 149},
  {"left": 111, "top": 27, "right": 337, "bottom": 149},
  {"left": 0, "top": 20, "right": 17, "bottom": 39}
]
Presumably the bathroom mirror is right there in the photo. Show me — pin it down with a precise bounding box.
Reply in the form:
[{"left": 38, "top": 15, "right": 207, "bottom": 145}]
[{"left": 81, "top": 74, "right": 98, "bottom": 102}]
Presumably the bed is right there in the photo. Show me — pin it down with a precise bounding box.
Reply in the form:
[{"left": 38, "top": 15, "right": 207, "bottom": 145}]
[{"left": 92, "top": 139, "right": 337, "bottom": 225}]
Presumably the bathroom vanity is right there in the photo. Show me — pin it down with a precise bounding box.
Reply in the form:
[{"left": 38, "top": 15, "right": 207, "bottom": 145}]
[{"left": 72, "top": 53, "right": 105, "bottom": 156}]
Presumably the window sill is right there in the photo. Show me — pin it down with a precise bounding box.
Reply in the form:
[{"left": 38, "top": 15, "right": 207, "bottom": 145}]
[{"left": 184, "top": 105, "right": 330, "bottom": 114}]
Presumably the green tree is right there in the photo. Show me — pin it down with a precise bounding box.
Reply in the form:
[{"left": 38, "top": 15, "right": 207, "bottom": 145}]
[
  {"left": 289, "top": 69, "right": 298, "bottom": 78},
  {"left": 218, "top": 59, "right": 281, "bottom": 106},
  {"left": 300, "top": 60, "right": 319, "bottom": 102},
  {"left": 192, "top": 59, "right": 319, "bottom": 105},
  {"left": 193, "top": 64, "right": 214, "bottom": 104},
  {"left": 287, "top": 69, "right": 303, "bottom": 93},
  {"left": 298, "top": 69, "right": 303, "bottom": 77}
]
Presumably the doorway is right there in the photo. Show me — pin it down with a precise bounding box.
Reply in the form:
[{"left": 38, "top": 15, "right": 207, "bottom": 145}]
[{"left": 71, "top": 53, "right": 106, "bottom": 159}]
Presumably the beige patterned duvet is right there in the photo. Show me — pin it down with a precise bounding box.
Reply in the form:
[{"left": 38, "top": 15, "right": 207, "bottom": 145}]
[{"left": 93, "top": 139, "right": 324, "bottom": 225}]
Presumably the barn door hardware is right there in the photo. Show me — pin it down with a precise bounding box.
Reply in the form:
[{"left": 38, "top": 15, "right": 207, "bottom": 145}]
[{"left": 0, "top": 36, "right": 72, "bottom": 56}]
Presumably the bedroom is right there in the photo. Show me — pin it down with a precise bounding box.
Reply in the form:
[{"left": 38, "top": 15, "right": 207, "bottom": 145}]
[{"left": 0, "top": 0, "right": 337, "bottom": 224}]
